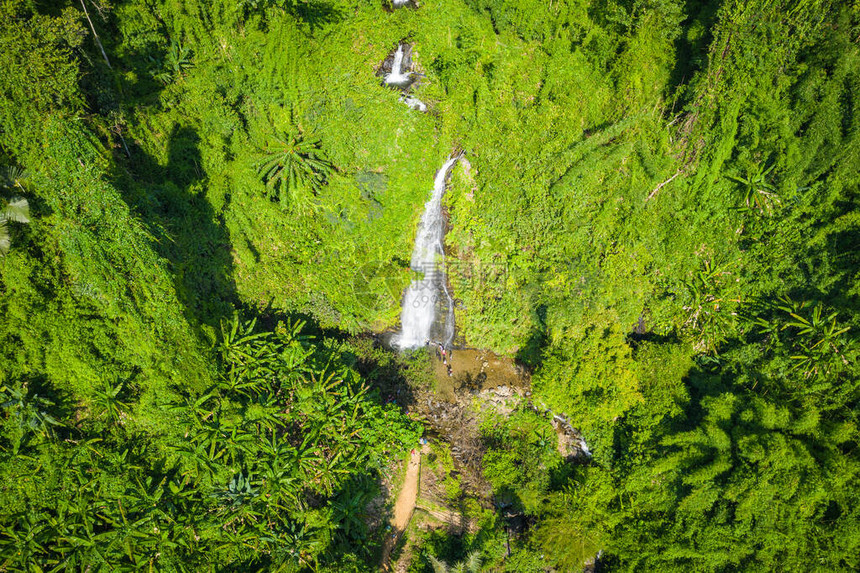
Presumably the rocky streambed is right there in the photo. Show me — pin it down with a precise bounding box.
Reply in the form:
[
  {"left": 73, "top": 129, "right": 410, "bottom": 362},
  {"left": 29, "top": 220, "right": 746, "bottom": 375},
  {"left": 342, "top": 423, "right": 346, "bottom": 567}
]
[{"left": 402, "top": 347, "right": 590, "bottom": 493}]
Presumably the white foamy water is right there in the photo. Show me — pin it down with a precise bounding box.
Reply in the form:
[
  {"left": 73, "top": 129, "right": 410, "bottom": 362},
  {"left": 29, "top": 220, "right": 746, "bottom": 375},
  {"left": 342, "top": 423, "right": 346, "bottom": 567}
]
[
  {"left": 384, "top": 44, "right": 412, "bottom": 88},
  {"left": 395, "top": 155, "right": 460, "bottom": 349},
  {"left": 400, "top": 95, "right": 426, "bottom": 112}
]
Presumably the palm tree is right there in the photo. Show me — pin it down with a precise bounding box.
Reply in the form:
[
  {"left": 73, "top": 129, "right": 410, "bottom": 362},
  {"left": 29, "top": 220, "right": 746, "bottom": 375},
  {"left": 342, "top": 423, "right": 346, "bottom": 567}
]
[
  {"left": 256, "top": 130, "right": 334, "bottom": 210},
  {"left": 1, "top": 167, "right": 31, "bottom": 256},
  {"left": 427, "top": 551, "right": 482, "bottom": 573}
]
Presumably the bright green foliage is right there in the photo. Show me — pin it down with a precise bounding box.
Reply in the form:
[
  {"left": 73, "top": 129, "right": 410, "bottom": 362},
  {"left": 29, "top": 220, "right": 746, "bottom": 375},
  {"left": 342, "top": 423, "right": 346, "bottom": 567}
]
[
  {"left": 480, "top": 409, "right": 564, "bottom": 512},
  {"left": 534, "top": 324, "right": 642, "bottom": 436},
  {"left": 0, "top": 0, "right": 859, "bottom": 570}
]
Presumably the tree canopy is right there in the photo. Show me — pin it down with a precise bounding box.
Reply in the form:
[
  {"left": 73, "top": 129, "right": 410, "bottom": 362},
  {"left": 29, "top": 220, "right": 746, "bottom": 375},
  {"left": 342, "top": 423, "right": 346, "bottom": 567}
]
[{"left": 0, "top": 0, "right": 858, "bottom": 570}]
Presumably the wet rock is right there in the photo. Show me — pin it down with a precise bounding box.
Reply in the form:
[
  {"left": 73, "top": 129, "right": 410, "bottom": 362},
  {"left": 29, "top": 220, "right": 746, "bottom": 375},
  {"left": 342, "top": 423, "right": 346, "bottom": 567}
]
[
  {"left": 390, "top": 0, "right": 418, "bottom": 9},
  {"left": 376, "top": 43, "right": 422, "bottom": 91},
  {"left": 494, "top": 385, "right": 512, "bottom": 397}
]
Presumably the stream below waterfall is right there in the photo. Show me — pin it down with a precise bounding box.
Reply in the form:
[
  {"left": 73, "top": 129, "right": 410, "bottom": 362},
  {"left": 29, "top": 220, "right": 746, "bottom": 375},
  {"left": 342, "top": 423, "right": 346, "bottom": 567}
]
[{"left": 377, "top": 0, "right": 590, "bottom": 463}]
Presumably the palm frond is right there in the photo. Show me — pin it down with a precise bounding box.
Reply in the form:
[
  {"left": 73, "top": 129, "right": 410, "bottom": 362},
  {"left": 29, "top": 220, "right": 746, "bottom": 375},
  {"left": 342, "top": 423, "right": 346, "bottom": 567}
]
[
  {"left": 464, "top": 551, "right": 482, "bottom": 572},
  {"left": 3, "top": 197, "right": 29, "bottom": 223},
  {"left": 1, "top": 166, "right": 27, "bottom": 189},
  {"left": 255, "top": 130, "right": 334, "bottom": 210},
  {"left": 427, "top": 554, "right": 450, "bottom": 573},
  {"left": 0, "top": 219, "right": 10, "bottom": 255}
]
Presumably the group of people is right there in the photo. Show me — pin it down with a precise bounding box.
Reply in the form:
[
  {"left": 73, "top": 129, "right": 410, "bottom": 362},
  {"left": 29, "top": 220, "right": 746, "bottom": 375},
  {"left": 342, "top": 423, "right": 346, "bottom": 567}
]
[{"left": 426, "top": 339, "right": 454, "bottom": 377}]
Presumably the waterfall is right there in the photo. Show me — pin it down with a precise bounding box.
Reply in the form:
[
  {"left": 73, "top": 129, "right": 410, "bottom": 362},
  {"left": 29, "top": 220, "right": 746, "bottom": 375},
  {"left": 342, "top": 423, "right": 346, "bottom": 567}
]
[
  {"left": 395, "top": 155, "right": 460, "bottom": 349},
  {"left": 384, "top": 44, "right": 412, "bottom": 88},
  {"left": 401, "top": 95, "right": 427, "bottom": 112}
]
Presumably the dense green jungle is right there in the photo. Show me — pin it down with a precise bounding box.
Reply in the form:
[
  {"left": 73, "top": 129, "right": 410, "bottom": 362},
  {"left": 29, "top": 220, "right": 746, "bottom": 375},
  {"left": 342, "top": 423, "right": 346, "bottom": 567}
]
[{"left": 1, "top": 0, "right": 859, "bottom": 570}]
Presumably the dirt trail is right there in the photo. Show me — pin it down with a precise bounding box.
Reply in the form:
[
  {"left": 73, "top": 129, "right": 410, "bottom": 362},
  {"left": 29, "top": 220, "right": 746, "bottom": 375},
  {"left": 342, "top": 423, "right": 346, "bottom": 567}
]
[
  {"left": 393, "top": 447, "right": 423, "bottom": 529},
  {"left": 381, "top": 446, "right": 427, "bottom": 570},
  {"left": 377, "top": 347, "right": 530, "bottom": 570}
]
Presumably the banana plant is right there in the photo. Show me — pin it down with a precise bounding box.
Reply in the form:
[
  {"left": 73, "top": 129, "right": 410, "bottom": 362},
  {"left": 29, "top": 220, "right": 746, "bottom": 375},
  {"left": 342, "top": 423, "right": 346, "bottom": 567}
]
[
  {"left": 189, "top": 420, "right": 231, "bottom": 469},
  {"left": 286, "top": 435, "right": 324, "bottom": 485},
  {"left": 777, "top": 298, "right": 852, "bottom": 379},
  {"left": 90, "top": 380, "right": 131, "bottom": 423},
  {"left": 153, "top": 39, "right": 193, "bottom": 84},
  {"left": 167, "top": 391, "right": 219, "bottom": 431},
  {"left": 243, "top": 391, "right": 284, "bottom": 432},
  {"left": 220, "top": 317, "right": 269, "bottom": 368},
  {"left": 681, "top": 258, "right": 740, "bottom": 353},
  {"left": 222, "top": 423, "right": 256, "bottom": 467},
  {"left": 533, "top": 428, "right": 554, "bottom": 451},
  {"left": 727, "top": 160, "right": 780, "bottom": 214},
  {"left": 174, "top": 436, "right": 221, "bottom": 479},
  {"left": 258, "top": 436, "right": 301, "bottom": 509},
  {"left": 215, "top": 472, "right": 259, "bottom": 509},
  {"left": 0, "top": 382, "right": 62, "bottom": 453},
  {"left": 0, "top": 511, "right": 50, "bottom": 567},
  {"left": 272, "top": 518, "right": 319, "bottom": 569},
  {"left": 331, "top": 476, "right": 375, "bottom": 542}
]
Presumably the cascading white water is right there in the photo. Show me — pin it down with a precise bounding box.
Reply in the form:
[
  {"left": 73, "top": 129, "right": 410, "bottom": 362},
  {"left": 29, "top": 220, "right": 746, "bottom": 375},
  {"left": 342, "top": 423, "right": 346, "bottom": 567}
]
[
  {"left": 384, "top": 44, "right": 412, "bottom": 88},
  {"left": 395, "top": 155, "right": 460, "bottom": 349},
  {"left": 400, "top": 95, "right": 427, "bottom": 112}
]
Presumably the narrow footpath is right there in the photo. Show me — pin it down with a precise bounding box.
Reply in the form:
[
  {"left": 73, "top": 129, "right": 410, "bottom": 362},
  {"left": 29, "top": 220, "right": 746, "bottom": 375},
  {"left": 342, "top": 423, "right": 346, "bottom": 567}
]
[{"left": 381, "top": 445, "right": 427, "bottom": 570}]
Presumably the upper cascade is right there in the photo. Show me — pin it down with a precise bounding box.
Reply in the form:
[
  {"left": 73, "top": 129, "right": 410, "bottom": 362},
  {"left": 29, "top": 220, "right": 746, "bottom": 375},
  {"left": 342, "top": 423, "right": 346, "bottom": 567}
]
[
  {"left": 384, "top": 44, "right": 413, "bottom": 88},
  {"left": 378, "top": 43, "right": 426, "bottom": 112}
]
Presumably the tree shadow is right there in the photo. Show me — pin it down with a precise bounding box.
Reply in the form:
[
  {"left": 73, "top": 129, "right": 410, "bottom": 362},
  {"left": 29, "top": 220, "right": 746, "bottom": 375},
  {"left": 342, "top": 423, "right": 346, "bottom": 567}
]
[
  {"left": 291, "top": 0, "right": 342, "bottom": 30},
  {"left": 338, "top": 333, "right": 424, "bottom": 414},
  {"left": 111, "top": 124, "right": 238, "bottom": 339},
  {"left": 73, "top": 0, "right": 172, "bottom": 110},
  {"left": 664, "top": 0, "right": 723, "bottom": 107},
  {"left": 515, "top": 303, "right": 547, "bottom": 370},
  {"left": 245, "top": 0, "right": 342, "bottom": 31}
]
